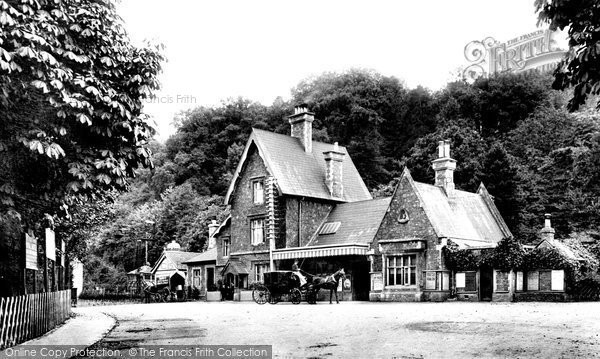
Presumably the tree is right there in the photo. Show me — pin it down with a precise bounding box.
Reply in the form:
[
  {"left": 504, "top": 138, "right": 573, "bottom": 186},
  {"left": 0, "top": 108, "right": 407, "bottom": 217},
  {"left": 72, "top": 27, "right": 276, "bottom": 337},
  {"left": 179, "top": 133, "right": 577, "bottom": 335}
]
[
  {"left": 436, "top": 72, "right": 556, "bottom": 136},
  {"left": 536, "top": 0, "right": 600, "bottom": 111},
  {"left": 402, "top": 125, "right": 486, "bottom": 192},
  {"left": 0, "top": 0, "right": 164, "bottom": 223},
  {"left": 291, "top": 69, "right": 415, "bottom": 187},
  {"left": 478, "top": 143, "right": 522, "bottom": 232}
]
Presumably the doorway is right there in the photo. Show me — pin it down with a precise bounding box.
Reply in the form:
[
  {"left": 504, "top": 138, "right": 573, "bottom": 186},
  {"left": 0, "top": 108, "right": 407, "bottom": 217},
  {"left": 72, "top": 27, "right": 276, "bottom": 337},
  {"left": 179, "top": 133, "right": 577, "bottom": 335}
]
[{"left": 479, "top": 267, "right": 493, "bottom": 301}]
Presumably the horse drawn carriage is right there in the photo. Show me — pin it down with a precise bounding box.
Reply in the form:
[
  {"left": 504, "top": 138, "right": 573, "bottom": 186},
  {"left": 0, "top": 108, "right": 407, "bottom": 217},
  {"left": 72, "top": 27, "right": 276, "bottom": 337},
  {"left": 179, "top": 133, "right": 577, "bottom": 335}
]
[
  {"left": 252, "top": 269, "right": 345, "bottom": 305},
  {"left": 142, "top": 281, "right": 187, "bottom": 302},
  {"left": 143, "top": 281, "right": 171, "bottom": 302}
]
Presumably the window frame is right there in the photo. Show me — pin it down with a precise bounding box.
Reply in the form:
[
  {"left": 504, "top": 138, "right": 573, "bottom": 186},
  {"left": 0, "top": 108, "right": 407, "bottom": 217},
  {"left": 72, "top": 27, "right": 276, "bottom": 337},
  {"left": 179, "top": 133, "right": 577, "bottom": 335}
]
[
  {"left": 386, "top": 254, "right": 417, "bottom": 287},
  {"left": 250, "top": 218, "right": 265, "bottom": 246},
  {"left": 424, "top": 270, "right": 450, "bottom": 291},
  {"left": 254, "top": 262, "right": 269, "bottom": 283},
  {"left": 456, "top": 271, "right": 477, "bottom": 292},
  {"left": 222, "top": 237, "right": 230, "bottom": 257},
  {"left": 251, "top": 178, "right": 265, "bottom": 205},
  {"left": 192, "top": 269, "right": 202, "bottom": 288}
]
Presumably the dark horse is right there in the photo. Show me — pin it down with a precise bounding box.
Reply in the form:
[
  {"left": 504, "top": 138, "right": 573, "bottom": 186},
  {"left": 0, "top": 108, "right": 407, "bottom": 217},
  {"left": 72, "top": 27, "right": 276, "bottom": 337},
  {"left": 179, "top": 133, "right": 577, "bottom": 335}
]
[{"left": 310, "top": 268, "right": 345, "bottom": 304}]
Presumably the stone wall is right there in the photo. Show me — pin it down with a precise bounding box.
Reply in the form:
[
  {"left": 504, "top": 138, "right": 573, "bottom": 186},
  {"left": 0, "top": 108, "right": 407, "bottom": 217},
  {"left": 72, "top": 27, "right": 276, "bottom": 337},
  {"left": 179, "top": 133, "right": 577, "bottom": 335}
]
[
  {"left": 371, "top": 174, "right": 441, "bottom": 272},
  {"left": 230, "top": 146, "right": 270, "bottom": 255},
  {"left": 285, "top": 198, "right": 333, "bottom": 248}
]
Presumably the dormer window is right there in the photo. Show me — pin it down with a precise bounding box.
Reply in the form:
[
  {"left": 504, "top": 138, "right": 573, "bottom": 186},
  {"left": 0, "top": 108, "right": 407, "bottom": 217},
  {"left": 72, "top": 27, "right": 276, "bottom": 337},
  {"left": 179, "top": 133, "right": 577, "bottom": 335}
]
[{"left": 252, "top": 179, "right": 264, "bottom": 205}]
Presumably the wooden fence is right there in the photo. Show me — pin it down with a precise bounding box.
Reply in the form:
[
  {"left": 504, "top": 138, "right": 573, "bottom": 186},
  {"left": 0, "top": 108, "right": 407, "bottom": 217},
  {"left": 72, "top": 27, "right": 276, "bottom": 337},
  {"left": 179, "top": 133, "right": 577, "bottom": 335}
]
[{"left": 0, "top": 289, "right": 71, "bottom": 350}]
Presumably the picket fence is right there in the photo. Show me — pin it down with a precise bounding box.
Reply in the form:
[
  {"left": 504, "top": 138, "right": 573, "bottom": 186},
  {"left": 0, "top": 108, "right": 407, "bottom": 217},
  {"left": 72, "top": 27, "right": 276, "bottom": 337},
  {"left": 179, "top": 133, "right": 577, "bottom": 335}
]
[{"left": 0, "top": 289, "right": 71, "bottom": 350}]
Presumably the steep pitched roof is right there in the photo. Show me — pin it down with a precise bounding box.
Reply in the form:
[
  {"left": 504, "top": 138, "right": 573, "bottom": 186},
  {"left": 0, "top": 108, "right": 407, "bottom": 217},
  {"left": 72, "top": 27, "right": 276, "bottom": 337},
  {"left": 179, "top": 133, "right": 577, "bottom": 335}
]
[
  {"left": 402, "top": 169, "right": 512, "bottom": 248},
  {"left": 225, "top": 129, "right": 372, "bottom": 204},
  {"left": 537, "top": 239, "right": 586, "bottom": 261},
  {"left": 183, "top": 247, "right": 217, "bottom": 264},
  {"left": 127, "top": 265, "right": 153, "bottom": 275},
  {"left": 310, "top": 197, "right": 392, "bottom": 247},
  {"left": 151, "top": 250, "right": 200, "bottom": 273}
]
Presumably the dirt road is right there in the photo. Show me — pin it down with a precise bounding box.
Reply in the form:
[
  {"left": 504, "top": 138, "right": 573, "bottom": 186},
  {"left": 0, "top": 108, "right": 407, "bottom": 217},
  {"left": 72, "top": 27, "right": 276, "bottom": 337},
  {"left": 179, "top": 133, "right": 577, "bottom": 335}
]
[{"left": 85, "top": 301, "right": 600, "bottom": 358}]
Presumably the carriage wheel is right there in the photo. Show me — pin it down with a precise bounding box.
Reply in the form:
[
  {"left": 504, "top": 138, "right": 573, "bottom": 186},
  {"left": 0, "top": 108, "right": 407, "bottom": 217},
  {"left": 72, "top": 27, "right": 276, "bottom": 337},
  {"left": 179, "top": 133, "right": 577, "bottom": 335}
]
[
  {"left": 290, "top": 288, "right": 301, "bottom": 305},
  {"left": 252, "top": 285, "right": 270, "bottom": 305},
  {"left": 269, "top": 293, "right": 280, "bottom": 304}
]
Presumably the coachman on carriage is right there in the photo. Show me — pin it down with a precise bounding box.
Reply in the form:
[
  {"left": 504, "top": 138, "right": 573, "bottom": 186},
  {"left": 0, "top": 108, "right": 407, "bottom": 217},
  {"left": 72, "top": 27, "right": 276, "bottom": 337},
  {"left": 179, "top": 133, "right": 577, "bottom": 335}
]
[{"left": 252, "top": 269, "right": 345, "bottom": 305}]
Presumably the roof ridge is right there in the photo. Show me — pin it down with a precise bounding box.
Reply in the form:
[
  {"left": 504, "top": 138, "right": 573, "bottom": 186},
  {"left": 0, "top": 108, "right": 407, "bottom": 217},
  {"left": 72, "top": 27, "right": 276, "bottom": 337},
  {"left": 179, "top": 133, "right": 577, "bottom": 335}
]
[{"left": 252, "top": 127, "right": 348, "bottom": 149}]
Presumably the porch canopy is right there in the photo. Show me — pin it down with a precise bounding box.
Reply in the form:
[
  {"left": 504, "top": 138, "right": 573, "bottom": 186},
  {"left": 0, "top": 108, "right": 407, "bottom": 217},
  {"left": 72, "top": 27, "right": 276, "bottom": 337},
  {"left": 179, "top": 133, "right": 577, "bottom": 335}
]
[
  {"left": 220, "top": 259, "right": 249, "bottom": 276},
  {"left": 272, "top": 244, "right": 369, "bottom": 260}
]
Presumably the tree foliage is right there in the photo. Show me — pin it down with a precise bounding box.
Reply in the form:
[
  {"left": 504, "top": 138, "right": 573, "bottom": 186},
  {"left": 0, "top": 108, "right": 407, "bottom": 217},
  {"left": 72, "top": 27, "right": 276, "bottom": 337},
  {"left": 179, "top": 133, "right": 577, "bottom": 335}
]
[
  {"left": 536, "top": 0, "right": 600, "bottom": 111},
  {"left": 0, "top": 0, "right": 164, "bottom": 224}
]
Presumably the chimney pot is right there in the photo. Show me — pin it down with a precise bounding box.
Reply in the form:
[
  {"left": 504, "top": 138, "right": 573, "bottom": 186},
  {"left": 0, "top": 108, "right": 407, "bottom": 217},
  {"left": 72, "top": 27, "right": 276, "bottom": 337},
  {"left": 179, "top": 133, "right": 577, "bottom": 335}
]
[
  {"left": 323, "top": 144, "right": 345, "bottom": 198},
  {"left": 432, "top": 140, "right": 457, "bottom": 196},
  {"left": 540, "top": 213, "right": 555, "bottom": 242},
  {"left": 288, "top": 105, "right": 314, "bottom": 153}
]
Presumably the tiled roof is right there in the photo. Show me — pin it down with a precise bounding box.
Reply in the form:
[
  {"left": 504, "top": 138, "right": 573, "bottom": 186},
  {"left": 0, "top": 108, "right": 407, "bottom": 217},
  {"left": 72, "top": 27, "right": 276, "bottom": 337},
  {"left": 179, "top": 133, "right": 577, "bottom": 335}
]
[
  {"left": 163, "top": 251, "right": 200, "bottom": 270},
  {"left": 183, "top": 247, "right": 217, "bottom": 264},
  {"left": 127, "top": 265, "right": 153, "bottom": 275},
  {"left": 310, "top": 197, "right": 392, "bottom": 247},
  {"left": 538, "top": 239, "right": 585, "bottom": 261},
  {"left": 411, "top": 178, "right": 511, "bottom": 247},
  {"left": 225, "top": 129, "right": 372, "bottom": 203},
  {"left": 221, "top": 259, "right": 249, "bottom": 275}
]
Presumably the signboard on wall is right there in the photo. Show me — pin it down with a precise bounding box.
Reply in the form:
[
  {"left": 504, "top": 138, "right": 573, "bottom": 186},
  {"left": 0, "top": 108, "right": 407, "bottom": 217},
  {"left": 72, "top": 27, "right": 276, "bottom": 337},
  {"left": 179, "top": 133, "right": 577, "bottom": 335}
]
[
  {"left": 371, "top": 273, "right": 383, "bottom": 291},
  {"left": 60, "top": 240, "right": 65, "bottom": 267},
  {"left": 425, "top": 272, "right": 436, "bottom": 290},
  {"left": 45, "top": 228, "right": 55, "bottom": 261},
  {"left": 456, "top": 272, "right": 466, "bottom": 288},
  {"left": 25, "top": 233, "right": 37, "bottom": 270}
]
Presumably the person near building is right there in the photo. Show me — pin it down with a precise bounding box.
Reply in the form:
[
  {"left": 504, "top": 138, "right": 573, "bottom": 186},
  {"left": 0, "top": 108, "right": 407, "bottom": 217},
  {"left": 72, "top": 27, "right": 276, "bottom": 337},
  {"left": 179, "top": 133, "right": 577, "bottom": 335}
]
[{"left": 292, "top": 259, "right": 307, "bottom": 287}]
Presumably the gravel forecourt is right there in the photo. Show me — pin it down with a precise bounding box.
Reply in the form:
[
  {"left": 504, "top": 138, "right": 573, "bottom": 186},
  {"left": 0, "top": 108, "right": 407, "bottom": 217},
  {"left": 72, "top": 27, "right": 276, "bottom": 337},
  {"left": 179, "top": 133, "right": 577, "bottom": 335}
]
[{"left": 81, "top": 301, "right": 600, "bottom": 358}]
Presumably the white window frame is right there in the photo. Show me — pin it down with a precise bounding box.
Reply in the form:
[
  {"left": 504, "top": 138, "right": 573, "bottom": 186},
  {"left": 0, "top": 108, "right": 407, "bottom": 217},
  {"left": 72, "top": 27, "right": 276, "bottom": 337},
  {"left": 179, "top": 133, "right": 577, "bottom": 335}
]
[
  {"left": 193, "top": 269, "right": 202, "bottom": 288},
  {"left": 386, "top": 255, "right": 417, "bottom": 287},
  {"left": 222, "top": 238, "right": 230, "bottom": 257},
  {"left": 252, "top": 179, "right": 264, "bottom": 205},
  {"left": 254, "top": 263, "right": 269, "bottom": 283},
  {"left": 250, "top": 218, "right": 265, "bottom": 245}
]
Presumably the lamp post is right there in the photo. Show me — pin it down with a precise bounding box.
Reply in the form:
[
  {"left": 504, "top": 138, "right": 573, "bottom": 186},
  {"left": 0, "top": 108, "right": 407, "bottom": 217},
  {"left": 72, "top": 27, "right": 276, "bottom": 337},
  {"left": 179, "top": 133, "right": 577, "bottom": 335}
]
[{"left": 143, "top": 220, "right": 155, "bottom": 265}]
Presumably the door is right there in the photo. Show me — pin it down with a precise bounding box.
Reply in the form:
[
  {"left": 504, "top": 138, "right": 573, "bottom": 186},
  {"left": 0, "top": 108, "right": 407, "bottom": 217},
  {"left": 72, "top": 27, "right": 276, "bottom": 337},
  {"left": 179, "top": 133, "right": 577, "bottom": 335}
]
[
  {"left": 206, "top": 267, "right": 215, "bottom": 291},
  {"left": 479, "top": 267, "right": 493, "bottom": 301}
]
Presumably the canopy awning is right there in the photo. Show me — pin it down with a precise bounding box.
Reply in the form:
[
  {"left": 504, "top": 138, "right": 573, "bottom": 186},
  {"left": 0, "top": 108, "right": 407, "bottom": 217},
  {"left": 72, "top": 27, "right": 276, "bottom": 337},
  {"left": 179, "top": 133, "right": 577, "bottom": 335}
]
[
  {"left": 272, "top": 244, "right": 369, "bottom": 260},
  {"left": 221, "top": 260, "right": 249, "bottom": 276}
]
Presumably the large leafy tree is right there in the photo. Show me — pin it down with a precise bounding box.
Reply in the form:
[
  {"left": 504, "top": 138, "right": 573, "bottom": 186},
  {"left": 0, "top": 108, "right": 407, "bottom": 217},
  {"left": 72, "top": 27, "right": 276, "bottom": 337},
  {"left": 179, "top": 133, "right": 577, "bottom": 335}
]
[
  {"left": 436, "top": 72, "right": 556, "bottom": 136},
  {"left": 536, "top": 0, "right": 600, "bottom": 111},
  {"left": 292, "top": 69, "right": 434, "bottom": 187},
  {"left": 166, "top": 98, "right": 287, "bottom": 195},
  {"left": 0, "top": 0, "right": 164, "bottom": 224}
]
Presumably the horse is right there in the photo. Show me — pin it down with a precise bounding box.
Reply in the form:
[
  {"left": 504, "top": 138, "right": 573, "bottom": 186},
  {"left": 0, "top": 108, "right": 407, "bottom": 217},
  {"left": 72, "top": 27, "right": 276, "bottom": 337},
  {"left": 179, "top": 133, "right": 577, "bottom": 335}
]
[{"left": 310, "top": 268, "right": 346, "bottom": 304}]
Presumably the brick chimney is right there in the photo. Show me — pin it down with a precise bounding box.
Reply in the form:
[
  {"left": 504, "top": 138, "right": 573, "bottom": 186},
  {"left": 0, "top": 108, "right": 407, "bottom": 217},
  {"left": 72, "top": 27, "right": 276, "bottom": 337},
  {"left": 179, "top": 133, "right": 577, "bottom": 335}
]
[
  {"left": 323, "top": 142, "right": 345, "bottom": 198},
  {"left": 431, "top": 140, "right": 457, "bottom": 196},
  {"left": 207, "top": 219, "right": 219, "bottom": 249},
  {"left": 288, "top": 104, "right": 314, "bottom": 153},
  {"left": 539, "top": 213, "right": 555, "bottom": 242}
]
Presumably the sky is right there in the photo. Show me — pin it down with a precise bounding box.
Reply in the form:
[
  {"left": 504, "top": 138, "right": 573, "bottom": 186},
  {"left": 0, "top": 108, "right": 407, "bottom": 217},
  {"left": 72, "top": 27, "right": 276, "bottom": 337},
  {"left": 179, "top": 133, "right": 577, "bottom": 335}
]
[{"left": 117, "top": 0, "right": 551, "bottom": 141}]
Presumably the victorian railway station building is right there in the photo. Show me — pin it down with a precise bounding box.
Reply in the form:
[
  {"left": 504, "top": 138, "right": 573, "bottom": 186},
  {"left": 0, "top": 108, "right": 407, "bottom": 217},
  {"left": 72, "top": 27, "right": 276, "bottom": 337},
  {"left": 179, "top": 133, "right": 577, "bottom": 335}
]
[{"left": 204, "top": 106, "right": 582, "bottom": 302}]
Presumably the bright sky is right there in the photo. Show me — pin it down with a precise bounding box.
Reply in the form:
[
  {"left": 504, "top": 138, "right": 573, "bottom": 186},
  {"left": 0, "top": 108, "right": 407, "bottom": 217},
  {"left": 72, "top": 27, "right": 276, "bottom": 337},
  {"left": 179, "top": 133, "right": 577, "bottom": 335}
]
[{"left": 117, "top": 0, "right": 551, "bottom": 141}]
